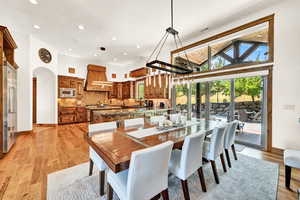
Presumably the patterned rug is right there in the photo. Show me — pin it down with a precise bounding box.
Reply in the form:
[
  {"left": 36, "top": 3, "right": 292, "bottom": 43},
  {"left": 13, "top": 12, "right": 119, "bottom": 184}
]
[{"left": 47, "top": 154, "right": 279, "bottom": 200}]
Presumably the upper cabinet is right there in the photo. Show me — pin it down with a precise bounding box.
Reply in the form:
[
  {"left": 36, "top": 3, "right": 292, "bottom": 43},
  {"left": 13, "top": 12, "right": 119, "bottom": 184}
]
[
  {"left": 144, "top": 74, "right": 169, "bottom": 99},
  {"left": 129, "top": 67, "right": 148, "bottom": 78},
  {"left": 58, "top": 75, "right": 84, "bottom": 99},
  {"left": 110, "top": 81, "right": 135, "bottom": 99}
]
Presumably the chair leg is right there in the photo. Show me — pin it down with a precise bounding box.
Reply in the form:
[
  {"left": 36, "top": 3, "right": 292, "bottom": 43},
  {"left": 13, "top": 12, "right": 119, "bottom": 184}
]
[
  {"left": 231, "top": 144, "right": 238, "bottom": 160},
  {"left": 197, "top": 167, "right": 207, "bottom": 192},
  {"left": 99, "top": 170, "right": 105, "bottom": 196},
  {"left": 210, "top": 160, "right": 220, "bottom": 184},
  {"left": 181, "top": 180, "right": 190, "bottom": 200},
  {"left": 161, "top": 189, "right": 169, "bottom": 200},
  {"left": 225, "top": 149, "right": 232, "bottom": 168},
  {"left": 220, "top": 153, "right": 227, "bottom": 173},
  {"left": 285, "top": 165, "right": 292, "bottom": 189},
  {"left": 89, "top": 159, "right": 94, "bottom": 176},
  {"left": 107, "top": 183, "right": 113, "bottom": 200}
]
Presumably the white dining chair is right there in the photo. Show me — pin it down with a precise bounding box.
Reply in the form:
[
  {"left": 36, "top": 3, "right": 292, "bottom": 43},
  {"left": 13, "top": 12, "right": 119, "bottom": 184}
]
[
  {"left": 203, "top": 125, "right": 227, "bottom": 184},
  {"left": 169, "top": 113, "right": 180, "bottom": 123},
  {"left": 124, "top": 118, "right": 144, "bottom": 128},
  {"left": 224, "top": 120, "right": 239, "bottom": 168},
  {"left": 88, "top": 121, "right": 117, "bottom": 196},
  {"left": 284, "top": 149, "right": 300, "bottom": 189},
  {"left": 107, "top": 141, "right": 174, "bottom": 200},
  {"left": 169, "top": 133, "right": 207, "bottom": 200},
  {"left": 150, "top": 115, "right": 166, "bottom": 125}
]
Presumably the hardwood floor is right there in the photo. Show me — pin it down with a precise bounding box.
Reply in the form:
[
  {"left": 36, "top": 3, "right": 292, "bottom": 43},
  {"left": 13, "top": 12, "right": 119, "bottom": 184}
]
[{"left": 0, "top": 123, "right": 299, "bottom": 200}]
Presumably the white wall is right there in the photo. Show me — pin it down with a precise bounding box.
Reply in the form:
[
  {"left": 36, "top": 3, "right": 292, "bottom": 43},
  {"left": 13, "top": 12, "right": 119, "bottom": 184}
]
[
  {"left": 181, "top": 0, "right": 300, "bottom": 150},
  {"left": 33, "top": 67, "right": 56, "bottom": 124},
  {"left": 30, "top": 36, "right": 59, "bottom": 124},
  {"left": 57, "top": 54, "right": 137, "bottom": 82},
  {"left": 13, "top": 31, "right": 32, "bottom": 132}
]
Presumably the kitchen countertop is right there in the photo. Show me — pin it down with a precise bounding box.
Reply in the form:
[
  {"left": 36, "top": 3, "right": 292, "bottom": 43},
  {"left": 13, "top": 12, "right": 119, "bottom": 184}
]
[{"left": 90, "top": 107, "right": 173, "bottom": 116}]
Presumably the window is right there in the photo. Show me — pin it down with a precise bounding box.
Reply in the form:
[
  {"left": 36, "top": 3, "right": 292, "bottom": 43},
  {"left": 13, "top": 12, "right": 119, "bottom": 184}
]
[
  {"left": 137, "top": 82, "right": 144, "bottom": 99},
  {"left": 171, "top": 15, "right": 274, "bottom": 72}
]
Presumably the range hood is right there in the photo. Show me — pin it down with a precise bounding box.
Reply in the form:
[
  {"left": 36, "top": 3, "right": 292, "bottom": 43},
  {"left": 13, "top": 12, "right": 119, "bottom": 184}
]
[{"left": 85, "top": 64, "right": 112, "bottom": 92}]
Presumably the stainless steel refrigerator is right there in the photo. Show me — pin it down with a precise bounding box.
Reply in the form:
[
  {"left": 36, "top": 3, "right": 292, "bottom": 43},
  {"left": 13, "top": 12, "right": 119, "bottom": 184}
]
[{"left": 2, "top": 62, "right": 17, "bottom": 153}]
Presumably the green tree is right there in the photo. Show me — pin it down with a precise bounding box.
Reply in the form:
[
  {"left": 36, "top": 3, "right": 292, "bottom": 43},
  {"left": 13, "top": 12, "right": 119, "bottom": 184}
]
[{"left": 210, "top": 80, "right": 227, "bottom": 103}]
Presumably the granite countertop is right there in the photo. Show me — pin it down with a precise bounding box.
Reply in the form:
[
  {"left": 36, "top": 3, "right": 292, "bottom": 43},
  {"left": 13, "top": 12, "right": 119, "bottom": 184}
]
[{"left": 90, "top": 107, "right": 173, "bottom": 116}]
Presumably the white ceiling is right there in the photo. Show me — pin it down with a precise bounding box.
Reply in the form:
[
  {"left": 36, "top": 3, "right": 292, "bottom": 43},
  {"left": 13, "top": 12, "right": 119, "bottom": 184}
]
[{"left": 1, "top": 0, "right": 281, "bottom": 67}]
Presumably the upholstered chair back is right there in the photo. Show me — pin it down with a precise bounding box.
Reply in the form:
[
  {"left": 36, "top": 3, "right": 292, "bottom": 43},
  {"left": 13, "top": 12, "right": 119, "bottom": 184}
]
[
  {"left": 180, "top": 133, "right": 206, "bottom": 180},
  {"left": 207, "top": 126, "right": 227, "bottom": 160},
  {"left": 127, "top": 141, "right": 174, "bottom": 200},
  {"left": 224, "top": 120, "right": 239, "bottom": 149},
  {"left": 124, "top": 118, "right": 144, "bottom": 127}
]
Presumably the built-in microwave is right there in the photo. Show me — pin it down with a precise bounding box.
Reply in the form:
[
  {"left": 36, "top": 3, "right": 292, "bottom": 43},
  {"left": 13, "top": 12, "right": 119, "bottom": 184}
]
[{"left": 59, "top": 88, "right": 76, "bottom": 98}]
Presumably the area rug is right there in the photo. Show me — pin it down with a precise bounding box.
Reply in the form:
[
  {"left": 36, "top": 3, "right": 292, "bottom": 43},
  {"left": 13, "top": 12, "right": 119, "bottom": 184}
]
[
  {"left": 47, "top": 154, "right": 279, "bottom": 200},
  {"left": 235, "top": 144, "right": 246, "bottom": 152}
]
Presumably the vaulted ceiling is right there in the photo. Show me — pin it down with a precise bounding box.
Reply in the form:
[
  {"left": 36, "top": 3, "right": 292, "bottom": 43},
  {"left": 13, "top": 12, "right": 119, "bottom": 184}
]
[{"left": 1, "top": 0, "right": 281, "bottom": 67}]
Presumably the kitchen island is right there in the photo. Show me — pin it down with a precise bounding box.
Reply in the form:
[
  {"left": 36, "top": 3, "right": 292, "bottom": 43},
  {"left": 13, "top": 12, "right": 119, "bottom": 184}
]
[{"left": 86, "top": 106, "right": 172, "bottom": 123}]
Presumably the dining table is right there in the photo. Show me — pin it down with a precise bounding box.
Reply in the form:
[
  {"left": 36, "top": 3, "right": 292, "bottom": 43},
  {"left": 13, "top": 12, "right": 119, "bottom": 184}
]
[{"left": 86, "top": 117, "right": 223, "bottom": 173}]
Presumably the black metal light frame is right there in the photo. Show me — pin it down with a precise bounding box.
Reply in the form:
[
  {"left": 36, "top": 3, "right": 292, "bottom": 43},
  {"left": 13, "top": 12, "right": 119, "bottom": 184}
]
[{"left": 146, "top": 0, "right": 194, "bottom": 74}]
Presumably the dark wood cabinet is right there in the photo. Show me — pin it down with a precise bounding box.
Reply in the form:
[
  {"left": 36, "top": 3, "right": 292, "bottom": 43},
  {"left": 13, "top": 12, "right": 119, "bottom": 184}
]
[
  {"left": 122, "top": 81, "right": 131, "bottom": 99},
  {"left": 58, "top": 75, "right": 84, "bottom": 99},
  {"left": 110, "top": 81, "right": 134, "bottom": 99},
  {"left": 76, "top": 79, "right": 84, "bottom": 99},
  {"left": 144, "top": 74, "right": 169, "bottom": 99},
  {"left": 58, "top": 107, "right": 87, "bottom": 124}
]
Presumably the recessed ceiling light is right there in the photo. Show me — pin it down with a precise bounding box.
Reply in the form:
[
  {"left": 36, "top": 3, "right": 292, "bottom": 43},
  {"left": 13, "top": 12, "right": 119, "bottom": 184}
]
[
  {"left": 136, "top": 45, "right": 141, "bottom": 49},
  {"left": 29, "top": 0, "right": 38, "bottom": 5},
  {"left": 112, "top": 36, "right": 117, "bottom": 41},
  {"left": 94, "top": 53, "right": 98, "bottom": 57},
  {"left": 33, "top": 25, "right": 40, "bottom": 29},
  {"left": 78, "top": 25, "right": 85, "bottom": 30},
  {"left": 123, "top": 52, "right": 128, "bottom": 56},
  {"left": 257, "top": 34, "right": 263, "bottom": 38}
]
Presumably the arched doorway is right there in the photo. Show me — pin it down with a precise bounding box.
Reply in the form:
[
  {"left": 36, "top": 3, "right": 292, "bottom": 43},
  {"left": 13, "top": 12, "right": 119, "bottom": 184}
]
[{"left": 32, "top": 67, "right": 57, "bottom": 125}]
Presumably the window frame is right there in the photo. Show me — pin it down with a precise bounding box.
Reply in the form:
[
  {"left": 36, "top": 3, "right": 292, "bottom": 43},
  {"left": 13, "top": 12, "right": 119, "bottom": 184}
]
[{"left": 171, "top": 14, "right": 274, "bottom": 75}]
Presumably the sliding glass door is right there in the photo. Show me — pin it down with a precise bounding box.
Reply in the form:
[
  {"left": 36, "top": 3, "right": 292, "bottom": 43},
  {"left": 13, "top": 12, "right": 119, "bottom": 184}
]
[
  {"left": 193, "top": 75, "right": 268, "bottom": 149},
  {"left": 233, "top": 76, "right": 265, "bottom": 148}
]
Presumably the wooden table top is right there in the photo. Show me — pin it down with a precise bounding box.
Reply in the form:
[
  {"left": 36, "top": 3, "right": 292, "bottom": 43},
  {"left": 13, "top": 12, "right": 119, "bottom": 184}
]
[{"left": 86, "top": 119, "right": 220, "bottom": 173}]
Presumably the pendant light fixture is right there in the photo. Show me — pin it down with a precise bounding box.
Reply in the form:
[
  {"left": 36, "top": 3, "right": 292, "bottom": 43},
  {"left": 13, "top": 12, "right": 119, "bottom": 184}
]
[{"left": 146, "top": 0, "right": 193, "bottom": 75}]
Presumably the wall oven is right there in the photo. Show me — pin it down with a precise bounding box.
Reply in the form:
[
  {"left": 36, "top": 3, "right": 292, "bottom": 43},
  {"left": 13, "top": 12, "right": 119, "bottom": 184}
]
[{"left": 59, "top": 88, "right": 76, "bottom": 98}]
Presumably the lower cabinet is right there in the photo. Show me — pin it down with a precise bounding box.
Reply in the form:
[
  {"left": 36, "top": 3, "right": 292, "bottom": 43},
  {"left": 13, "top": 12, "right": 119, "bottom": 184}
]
[
  {"left": 59, "top": 114, "right": 76, "bottom": 124},
  {"left": 58, "top": 107, "right": 87, "bottom": 124}
]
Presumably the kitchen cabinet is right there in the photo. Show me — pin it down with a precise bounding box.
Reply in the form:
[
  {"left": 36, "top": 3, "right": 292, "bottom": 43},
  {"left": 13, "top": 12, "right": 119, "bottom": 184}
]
[
  {"left": 58, "top": 75, "right": 84, "bottom": 99},
  {"left": 58, "top": 107, "right": 87, "bottom": 124},
  {"left": 129, "top": 67, "right": 148, "bottom": 78},
  {"left": 122, "top": 81, "right": 131, "bottom": 99},
  {"left": 117, "top": 83, "right": 123, "bottom": 99},
  {"left": 144, "top": 74, "right": 169, "bottom": 99},
  {"left": 76, "top": 107, "right": 87, "bottom": 122},
  {"left": 110, "top": 81, "right": 135, "bottom": 99},
  {"left": 76, "top": 79, "right": 84, "bottom": 99}
]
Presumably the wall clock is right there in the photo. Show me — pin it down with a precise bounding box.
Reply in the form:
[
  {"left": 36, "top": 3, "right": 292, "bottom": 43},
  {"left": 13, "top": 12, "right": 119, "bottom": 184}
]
[{"left": 39, "top": 48, "right": 52, "bottom": 63}]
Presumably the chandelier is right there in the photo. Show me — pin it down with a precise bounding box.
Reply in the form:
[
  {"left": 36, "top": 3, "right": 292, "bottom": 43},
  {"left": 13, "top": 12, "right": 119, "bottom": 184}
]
[{"left": 146, "top": 0, "right": 193, "bottom": 75}]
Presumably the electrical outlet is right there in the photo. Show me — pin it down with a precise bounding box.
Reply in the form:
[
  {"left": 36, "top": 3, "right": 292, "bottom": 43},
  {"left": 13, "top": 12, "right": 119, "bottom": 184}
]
[{"left": 283, "top": 104, "right": 296, "bottom": 111}]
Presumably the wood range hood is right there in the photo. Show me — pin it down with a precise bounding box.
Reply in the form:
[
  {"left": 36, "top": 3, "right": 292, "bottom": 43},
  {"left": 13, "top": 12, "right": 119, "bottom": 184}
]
[{"left": 84, "top": 64, "right": 112, "bottom": 92}]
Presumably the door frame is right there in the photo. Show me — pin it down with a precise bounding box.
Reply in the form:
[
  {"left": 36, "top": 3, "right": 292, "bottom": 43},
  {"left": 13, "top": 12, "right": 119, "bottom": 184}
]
[{"left": 32, "top": 77, "right": 37, "bottom": 124}]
